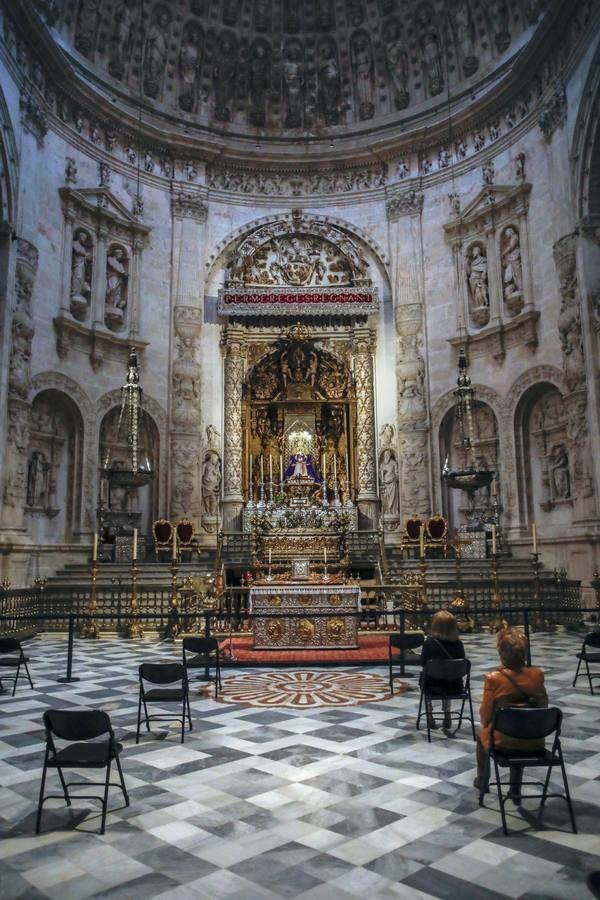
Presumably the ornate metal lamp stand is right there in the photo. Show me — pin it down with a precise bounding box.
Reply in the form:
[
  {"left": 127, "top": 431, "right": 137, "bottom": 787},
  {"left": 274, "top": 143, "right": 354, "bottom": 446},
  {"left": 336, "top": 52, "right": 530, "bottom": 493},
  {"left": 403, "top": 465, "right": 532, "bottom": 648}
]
[
  {"left": 125, "top": 558, "right": 143, "bottom": 638},
  {"left": 489, "top": 550, "right": 507, "bottom": 631},
  {"left": 164, "top": 561, "right": 181, "bottom": 640},
  {"left": 81, "top": 562, "right": 99, "bottom": 638}
]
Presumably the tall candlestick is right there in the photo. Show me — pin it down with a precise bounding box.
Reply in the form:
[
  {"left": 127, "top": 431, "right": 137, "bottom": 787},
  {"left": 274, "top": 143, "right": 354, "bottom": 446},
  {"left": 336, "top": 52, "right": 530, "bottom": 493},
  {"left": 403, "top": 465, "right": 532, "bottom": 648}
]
[
  {"left": 345, "top": 450, "right": 349, "bottom": 480},
  {"left": 491, "top": 524, "right": 497, "bottom": 556},
  {"left": 260, "top": 455, "right": 264, "bottom": 483},
  {"left": 279, "top": 453, "right": 283, "bottom": 485},
  {"left": 333, "top": 453, "right": 337, "bottom": 483},
  {"left": 268, "top": 547, "right": 271, "bottom": 565},
  {"left": 532, "top": 522, "right": 538, "bottom": 554},
  {"left": 92, "top": 533, "right": 98, "bottom": 562},
  {"left": 172, "top": 530, "right": 178, "bottom": 561},
  {"left": 269, "top": 454, "right": 273, "bottom": 485},
  {"left": 250, "top": 453, "right": 253, "bottom": 489},
  {"left": 324, "top": 547, "right": 327, "bottom": 564},
  {"left": 322, "top": 454, "right": 325, "bottom": 477},
  {"left": 419, "top": 524, "right": 425, "bottom": 558},
  {"left": 133, "top": 527, "right": 138, "bottom": 561}
]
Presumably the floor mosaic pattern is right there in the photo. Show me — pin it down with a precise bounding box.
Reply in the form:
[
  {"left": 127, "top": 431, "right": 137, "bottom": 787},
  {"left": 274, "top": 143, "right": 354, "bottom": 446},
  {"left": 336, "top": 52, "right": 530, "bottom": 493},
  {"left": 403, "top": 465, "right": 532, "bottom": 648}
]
[
  {"left": 216, "top": 670, "right": 392, "bottom": 708},
  {"left": 1, "top": 630, "right": 599, "bottom": 899}
]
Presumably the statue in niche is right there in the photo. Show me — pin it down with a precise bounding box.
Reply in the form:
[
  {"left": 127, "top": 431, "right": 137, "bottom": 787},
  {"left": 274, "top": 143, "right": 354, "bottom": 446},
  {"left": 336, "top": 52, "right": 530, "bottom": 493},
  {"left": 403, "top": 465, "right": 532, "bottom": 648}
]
[
  {"left": 452, "top": 1, "right": 478, "bottom": 76},
  {"left": 385, "top": 19, "right": 409, "bottom": 110},
  {"left": 213, "top": 32, "right": 237, "bottom": 122},
  {"left": 27, "top": 450, "right": 49, "bottom": 508},
  {"left": 379, "top": 423, "right": 395, "bottom": 450},
  {"left": 348, "top": 0, "right": 365, "bottom": 27},
  {"left": 201, "top": 450, "right": 222, "bottom": 519},
  {"left": 283, "top": 0, "right": 301, "bottom": 33},
  {"left": 318, "top": 40, "right": 341, "bottom": 126},
  {"left": 416, "top": 3, "right": 444, "bottom": 96},
  {"left": 489, "top": 0, "right": 511, "bottom": 53},
  {"left": 249, "top": 40, "right": 270, "bottom": 127},
  {"left": 74, "top": 0, "right": 100, "bottom": 56},
  {"left": 282, "top": 42, "right": 304, "bottom": 128},
  {"left": 501, "top": 226, "right": 524, "bottom": 314},
  {"left": 70, "top": 230, "right": 92, "bottom": 320},
  {"left": 380, "top": 449, "right": 400, "bottom": 517},
  {"left": 9, "top": 311, "right": 34, "bottom": 399},
  {"left": 223, "top": 0, "right": 242, "bottom": 26},
  {"left": 551, "top": 444, "right": 570, "bottom": 500},
  {"left": 466, "top": 243, "right": 490, "bottom": 326},
  {"left": 255, "top": 0, "right": 271, "bottom": 31},
  {"left": 108, "top": 7, "right": 134, "bottom": 79},
  {"left": 105, "top": 247, "right": 128, "bottom": 330},
  {"left": 143, "top": 6, "right": 170, "bottom": 99},
  {"left": 351, "top": 32, "right": 375, "bottom": 120},
  {"left": 178, "top": 24, "right": 203, "bottom": 113}
]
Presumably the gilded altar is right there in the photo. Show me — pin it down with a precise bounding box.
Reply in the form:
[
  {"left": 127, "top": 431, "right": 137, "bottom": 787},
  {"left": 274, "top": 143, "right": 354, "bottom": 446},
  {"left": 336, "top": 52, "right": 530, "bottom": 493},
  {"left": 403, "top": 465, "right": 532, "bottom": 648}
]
[{"left": 249, "top": 584, "right": 361, "bottom": 650}]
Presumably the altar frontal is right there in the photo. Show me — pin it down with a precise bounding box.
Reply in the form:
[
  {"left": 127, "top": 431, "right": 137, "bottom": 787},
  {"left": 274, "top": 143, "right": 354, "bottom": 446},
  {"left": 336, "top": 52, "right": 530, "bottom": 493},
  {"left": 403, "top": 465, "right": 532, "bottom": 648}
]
[{"left": 249, "top": 584, "right": 361, "bottom": 650}]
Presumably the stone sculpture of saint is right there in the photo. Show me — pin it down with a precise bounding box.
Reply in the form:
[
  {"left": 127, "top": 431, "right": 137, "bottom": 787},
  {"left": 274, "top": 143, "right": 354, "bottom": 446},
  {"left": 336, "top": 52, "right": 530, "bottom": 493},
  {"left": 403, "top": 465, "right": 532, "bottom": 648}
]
[
  {"left": 27, "top": 451, "right": 48, "bottom": 508},
  {"left": 318, "top": 42, "right": 341, "bottom": 126},
  {"left": 105, "top": 248, "right": 128, "bottom": 327},
  {"left": 143, "top": 9, "right": 169, "bottom": 98},
  {"left": 202, "top": 450, "right": 222, "bottom": 518},
  {"left": 282, "top": 44, "right": 304, "bottom": 128},
  {"left": 249, "top": 42, "right": 270, "bottom": 127},
  {"left": 70, "top": 230, "right": 92, "bottom": 317},
  {"left": 385, "top": 21, "right": 409, "bottom": 110},
  {"left": 453, "top": 2, "right": 478, "bottom": 76},
  {"left": 417, "top": 5, "right": 444, "bottom": 96},
  {"left": 352, "top": 34, "right": 374, "bottom": 120},
  {"left": 501, "top": 227, "right": 523, "bottom": 299},
  {"left": 75, "top": 0, "right": 100, "bottom": 56},
  {"left": 214, "top": 32, "right": 237, "bottom": 122},
  {"left": 179, "top": 26, "right": 202, "bottom": 112},
  {"left": 380, "top": 449, "right": 400, "bottom": 516},
  {"left": 466, "top": 245, "right": 489, "bottom": 310},
  {"left": 108, "top": 7, "right": 133, "bottom": 79},
  {"left": 551, "top": 444, "right": 570, "bottom": 499}
]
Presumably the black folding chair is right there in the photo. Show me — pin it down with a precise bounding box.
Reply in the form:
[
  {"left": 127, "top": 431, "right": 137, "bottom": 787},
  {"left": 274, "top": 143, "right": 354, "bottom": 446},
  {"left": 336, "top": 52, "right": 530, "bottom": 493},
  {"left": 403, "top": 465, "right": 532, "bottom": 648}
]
[
  {"left": 182, "top": 637, "right": 222, "bottom": 698},
  {"left": 479, "top": 706, "right": 577, "bottom": 836},
  {"left": 572, "top": 631, "right": 600, "bottom": 694},
  {"left": 0, "top": 637, "right": 34, "bottom": 695},
  {"left": 36, "top": 709, "right": 129, "bottom": 835},
  {"left": 136, "top": 662, "right": 192, "bottom": 744},
  {"left": 388, "top": 631, "right": 424, "bottom": 692},
  {"left": 416, "top": 658, "right": 475, "bottom": 742}
]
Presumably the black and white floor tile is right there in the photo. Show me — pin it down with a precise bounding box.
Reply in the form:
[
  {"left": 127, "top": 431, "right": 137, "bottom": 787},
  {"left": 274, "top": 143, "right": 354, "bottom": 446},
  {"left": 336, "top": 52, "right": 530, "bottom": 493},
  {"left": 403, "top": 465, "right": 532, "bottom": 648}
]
[{"left": 1, "top": 630, "right": 599, "bottom": 899}]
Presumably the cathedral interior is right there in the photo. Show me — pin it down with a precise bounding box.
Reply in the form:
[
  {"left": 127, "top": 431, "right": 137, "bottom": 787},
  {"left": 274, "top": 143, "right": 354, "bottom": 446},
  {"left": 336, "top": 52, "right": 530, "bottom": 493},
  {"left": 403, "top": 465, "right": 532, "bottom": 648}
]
[{"left": 1, "top": 0, "right": 600, "bottom": 897}]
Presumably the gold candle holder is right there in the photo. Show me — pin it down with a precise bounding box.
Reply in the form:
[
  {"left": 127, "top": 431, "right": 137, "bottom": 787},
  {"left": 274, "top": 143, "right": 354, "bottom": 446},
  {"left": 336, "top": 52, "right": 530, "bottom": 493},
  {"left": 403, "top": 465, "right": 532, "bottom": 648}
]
[
  {"left": 125, "top": 561, "right": 143, "bottom": 638},
  {"left": 164, "top": 562, "right": 181, "bottom": 641},
  {"left": 81, "top": 563, "right": 99, "bottom": 638},
  {"left": 489, "top": 551, "right": 507, "bottom": 632}
]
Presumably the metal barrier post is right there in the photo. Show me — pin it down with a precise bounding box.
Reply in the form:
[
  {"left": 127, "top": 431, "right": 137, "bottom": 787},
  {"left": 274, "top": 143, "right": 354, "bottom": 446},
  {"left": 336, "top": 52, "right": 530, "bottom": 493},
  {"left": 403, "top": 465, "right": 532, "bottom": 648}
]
[
  {"left": 57, "top": 613, "right": 80, "bottom": 683},
  {"left": 399, "top": 608, "right": 406, "bottom": 675}
]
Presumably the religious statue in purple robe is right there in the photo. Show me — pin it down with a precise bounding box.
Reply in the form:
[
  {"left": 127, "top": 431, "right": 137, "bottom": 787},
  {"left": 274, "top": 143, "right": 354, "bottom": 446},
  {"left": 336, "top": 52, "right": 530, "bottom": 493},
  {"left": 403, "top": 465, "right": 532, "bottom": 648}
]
[{"left": 283, "top": 452, "right": 321, "bottom": 483}]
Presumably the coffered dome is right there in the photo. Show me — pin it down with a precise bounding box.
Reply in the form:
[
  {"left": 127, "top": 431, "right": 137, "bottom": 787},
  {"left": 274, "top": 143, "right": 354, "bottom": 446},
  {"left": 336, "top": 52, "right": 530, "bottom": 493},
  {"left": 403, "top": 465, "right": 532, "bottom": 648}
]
[{"left": 52, "top": 0, "right": 546, "bottom": 150}]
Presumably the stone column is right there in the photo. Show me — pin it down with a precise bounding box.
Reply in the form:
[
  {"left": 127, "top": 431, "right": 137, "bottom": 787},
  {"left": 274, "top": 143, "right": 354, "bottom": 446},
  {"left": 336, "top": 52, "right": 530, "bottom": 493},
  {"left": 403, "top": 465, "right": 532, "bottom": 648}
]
[
  {"left": 222, "top": 328, "right": 245, "bottom": 532},
  {"left": 1, "top": 238, "right": 38, "bottom": 533},
  {"left": 169, "top": 189, "right": 208, "bottom": 529},
  {"left": 553, "top": 232, "right": 597, "bottom": 521},
  {"left": 92, "top": 223, "right": 108, "bottom": 329},
  {"left": 386, "top": 187, "right": 431, "bottom": 519},
  {"left": 353, "top": 326, "right": 379, "bottom": 528}
]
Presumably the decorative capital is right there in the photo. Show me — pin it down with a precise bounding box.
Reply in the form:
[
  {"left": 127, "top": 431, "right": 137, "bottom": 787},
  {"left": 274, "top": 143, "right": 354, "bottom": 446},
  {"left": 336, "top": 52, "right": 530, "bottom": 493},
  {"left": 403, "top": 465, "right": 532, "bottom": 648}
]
[
  {"left": 20, "top": 92, "right": 48, "bottom": 149},
  {"left": 386, "top": 189, "right": 424, "bottom": 221},
  {"left": 172, "top": 191, "right": 208, "bottom": 222},
  {"left": 539, "top": 82, "right": 567, "bottom": 141}
]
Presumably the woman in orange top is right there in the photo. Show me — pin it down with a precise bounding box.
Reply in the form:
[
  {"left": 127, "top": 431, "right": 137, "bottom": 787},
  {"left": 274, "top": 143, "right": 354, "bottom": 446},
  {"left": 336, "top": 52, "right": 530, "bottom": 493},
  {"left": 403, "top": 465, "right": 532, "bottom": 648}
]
[{"left": 475, "top": 627, "right": 548, "bottom": 799}]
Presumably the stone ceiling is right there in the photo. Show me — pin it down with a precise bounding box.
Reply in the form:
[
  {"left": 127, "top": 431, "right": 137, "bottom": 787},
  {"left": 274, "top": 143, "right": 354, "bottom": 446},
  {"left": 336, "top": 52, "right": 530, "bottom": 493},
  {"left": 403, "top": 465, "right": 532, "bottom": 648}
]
[{"left": 54, "top": 0, "right": 544, "bottom": 142}]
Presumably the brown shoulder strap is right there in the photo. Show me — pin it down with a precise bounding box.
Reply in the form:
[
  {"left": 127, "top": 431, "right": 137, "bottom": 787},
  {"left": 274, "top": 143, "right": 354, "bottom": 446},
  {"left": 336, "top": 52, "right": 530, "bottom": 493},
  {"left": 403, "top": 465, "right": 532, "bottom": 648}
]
[{"left": 499, "top": 668, "right": 536, "bottom": 705}]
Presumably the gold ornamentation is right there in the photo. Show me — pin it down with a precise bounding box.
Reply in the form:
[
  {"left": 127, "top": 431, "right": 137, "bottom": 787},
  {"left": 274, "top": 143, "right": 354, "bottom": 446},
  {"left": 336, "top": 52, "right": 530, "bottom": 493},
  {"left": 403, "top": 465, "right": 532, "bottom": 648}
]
[
  {"left": 328, "top": 593, "right": 343, "bottom": 607},
  {"left": 269, "top": 594, "right": 283, "bottom": 607},
  {"left": 326, "top": 618, "right": 345, "bottom": 640},
  {"left": 266, "top": 619, "right": 285, "bottom": 640},
  {"left": 299, "top": 595, "right": 313, "bottom": 607},
  {"left": 296, "top": 618, "right": 315, "bottom": 641}
]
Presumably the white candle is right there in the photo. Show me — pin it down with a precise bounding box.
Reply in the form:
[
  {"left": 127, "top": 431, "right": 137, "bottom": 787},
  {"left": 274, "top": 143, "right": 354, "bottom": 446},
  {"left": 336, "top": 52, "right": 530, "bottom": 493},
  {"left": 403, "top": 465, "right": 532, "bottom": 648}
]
[
  {"left": 133, "top": 528, "right": 138, "bottom": 561},
  {"left": 250, "top": 453, "right": 253, "bottom": 488},
  {"left": 333, "top": 453, "right": 337, "bottom": 482},
  {"left": 419, "top": 524, "right": 425, "bottom": 558},
  {"left": 92, "top": 533, "right": 98, "bottom": 562},
  {"left": 322, "top": 454, "right": 326, "bottom": 479},
  {"left": 172, "top": 530, "right": 177, "bottom": 561},
  {"left": 532, "top": 522, "right": 537, "bottom": 554},
  {"left": 260, "top": 455, "right": 264, "bottom": 483},
  {"left": 324, "top": 547, "right": 327, "bottom": 564},
  {"left": 279, "top": 454, "right": 283, "bottom": 485},
  {"left": 491, "top": 524, "right": 497, "bottom": 556},
  {"left": 345, "top": 450, "right": 349, "bottom": 480},
  {"left": 268, "top": 547, "right": 272, "bottom": 565},
  {"left": 269, "top": 454, "right": 273, "bottom": 484}
]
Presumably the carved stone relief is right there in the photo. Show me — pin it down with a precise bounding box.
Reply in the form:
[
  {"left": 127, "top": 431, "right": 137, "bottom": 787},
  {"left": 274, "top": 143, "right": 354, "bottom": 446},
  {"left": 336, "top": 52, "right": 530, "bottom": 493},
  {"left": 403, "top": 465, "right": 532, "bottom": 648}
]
[
  {"left": 465, "top": 242, "right": 490, "bottom": 327},
  {"left": 75, "top": 0, "right": 100, "bottom": 57},
  {"left": 213, "top": 31, "right": 238, "bottom": 122},
  {"left": 380, "top": 448, "right": 400, "bottom": 520},
  {"left": 104, "top": 245, "right": 128, "bottom": 331},
  {"left": 201, "top": 447, "right": 222, "bottom": 531},
  {"left": 554, "top": 233, "right": 585, "bottom": 393},
  {"left": 500, "top": 226, "right": 524, "bottom": 316},
  {"left": 416, "top": 3, "right": 444, "bottom": 97},
  {"left": 143, "top": 5, "right": 170, "bottom": 99},
  {"left": 529, "top": 389, "right": 571, "bottom": 511},
  {"left": 178, "top": 22, "right": 203, "bottom": 113},
  {"left": 108, "top": 7, "right": 135, "bottom": 79},
  {"left": 318, "top": 39, "right": 341, "bottom": 126},
  {"left": 351, "top": 31, "right": 375, "bottom": 121},
  {"left": 353, "top": 332, "right": 378, "bottom": 522},
  {"left": 249, "top": 39, "right": 271, "bottom": 127},
  {"left": 384, "top": 18, "right": 409, "bottom": 110},
  {"left": 282, "top": 40, "right": 305, "bottom": 128},
  {"left": 452, "top": 1, "right": 478, "bottom": 77}
]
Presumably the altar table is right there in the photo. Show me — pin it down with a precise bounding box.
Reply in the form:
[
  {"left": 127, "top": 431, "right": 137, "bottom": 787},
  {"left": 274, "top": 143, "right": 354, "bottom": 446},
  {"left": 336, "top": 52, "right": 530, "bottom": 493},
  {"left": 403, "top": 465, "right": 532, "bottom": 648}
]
[{"left": 249, "top": 584, "right": 361, "bottom": 650}]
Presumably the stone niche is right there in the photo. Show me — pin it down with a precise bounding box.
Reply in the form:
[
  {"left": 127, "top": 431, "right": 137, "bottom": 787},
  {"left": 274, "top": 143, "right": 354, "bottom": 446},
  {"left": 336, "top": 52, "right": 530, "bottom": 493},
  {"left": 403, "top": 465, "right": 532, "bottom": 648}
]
[
  {"left": 54, "top": 187, "right": 150, "bottom": 370},
  {"left": 444, "top": 182, "right": 539, "bottom": 363}
]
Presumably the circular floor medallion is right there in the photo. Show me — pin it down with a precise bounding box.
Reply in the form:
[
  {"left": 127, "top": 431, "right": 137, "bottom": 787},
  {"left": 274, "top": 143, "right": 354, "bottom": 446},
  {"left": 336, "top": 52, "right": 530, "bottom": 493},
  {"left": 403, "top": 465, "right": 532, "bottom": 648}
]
[{"left": 217, "top": 670, "right": 392, "bottom": 707}]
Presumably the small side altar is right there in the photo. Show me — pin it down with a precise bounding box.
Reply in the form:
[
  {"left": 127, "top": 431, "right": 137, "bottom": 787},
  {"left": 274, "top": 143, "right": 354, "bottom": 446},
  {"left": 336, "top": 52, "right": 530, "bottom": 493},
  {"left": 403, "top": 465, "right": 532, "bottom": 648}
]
[{"left": 249, "top": 584, "right": 361, "bottom": 650}]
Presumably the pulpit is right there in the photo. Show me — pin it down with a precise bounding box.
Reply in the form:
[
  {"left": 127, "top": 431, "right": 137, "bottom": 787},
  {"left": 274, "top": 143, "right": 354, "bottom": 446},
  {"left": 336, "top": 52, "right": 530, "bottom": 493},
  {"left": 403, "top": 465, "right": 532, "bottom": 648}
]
[{"left": 249, "top": 583, "right": 361, "bottom": 650}]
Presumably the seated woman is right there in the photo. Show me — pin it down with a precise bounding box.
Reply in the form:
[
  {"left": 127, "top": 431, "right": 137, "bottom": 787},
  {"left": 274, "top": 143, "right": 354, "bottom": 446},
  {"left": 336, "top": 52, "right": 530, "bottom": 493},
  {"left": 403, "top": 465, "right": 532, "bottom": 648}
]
[
  {"left": 475, "top": 627, "right": 548, "bottom": 799},
  {"left": 421, "top": 610, "right": 466, "bottom": 731}
]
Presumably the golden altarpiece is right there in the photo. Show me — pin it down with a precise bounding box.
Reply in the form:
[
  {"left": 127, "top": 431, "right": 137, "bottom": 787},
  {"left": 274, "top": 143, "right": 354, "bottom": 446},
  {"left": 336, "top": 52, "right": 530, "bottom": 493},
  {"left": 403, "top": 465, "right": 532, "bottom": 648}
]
[{"left": 217, "top": 216, "right": 381, "bottom": 649}]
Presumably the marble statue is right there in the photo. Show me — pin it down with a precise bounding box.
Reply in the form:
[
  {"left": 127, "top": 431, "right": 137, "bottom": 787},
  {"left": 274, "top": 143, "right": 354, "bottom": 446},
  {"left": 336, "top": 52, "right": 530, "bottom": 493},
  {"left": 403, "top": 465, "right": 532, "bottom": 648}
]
[
  {"left": 27, "top": 450, "right": 49, "bottom": 507},
  {"left": 75, "top": 0, "right": 100, "bottom": 56},
  {"left": 214, "top": 32, "right": 237, "bottom": 122},
  {"left": 318, "top": 41, "right": 341, "bottom": 126},
  {"left": 143, "top": 8, "right": 169, "bottom": 98},
  {"left": 385, "top": 21, "right": 409, "bottom": 109},
  {"left": 380, "top": 448, "right": 400, "bottom": 516},
  {"left": 108, "top": 7, "right": 133, "bottom": 79},
  {"left": 453, "top": 1, "right": 478, "bottom": 76},
  {"left": 178, "top": 25, "right": 202, "bottom": 112},
  {"left": 201, "top": 450, "right": 222, "bottom": 517},
  {"left": 352, "top": 33, "right": 374, "bottom": 120},
  {"left": 466, "top": 244, "right": 489, "bottom": 318},
  {"left": 283, "top": 43, "right": 304, "bottom": 128},
  {"left": 501, "top": 226, "right": 523, "bottom": 302},
  {"left": 70, "top": 230, "right": 92, "bottom": 318},
  {"left": 551, "top": 444, "right": 570, "bottom": 499},
  {"left": 105, "top": 247, "right": 128, "bottom": 328},
  {"left": 249, "top": 41, "right": 270, "bottom": 127},
  {"left": 416, "top": 4, "right": 444, "bottom": 96}
]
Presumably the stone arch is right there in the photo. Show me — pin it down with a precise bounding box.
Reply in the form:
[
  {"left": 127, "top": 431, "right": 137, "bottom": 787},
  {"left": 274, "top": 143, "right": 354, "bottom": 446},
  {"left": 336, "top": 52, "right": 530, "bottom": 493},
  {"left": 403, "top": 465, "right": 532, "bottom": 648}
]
[
  {"left": 30, "top": 372, "right": 93, "bottom": 421},
  {"left": 571, "top": 39, "right": 600, "bottom": 231},
  {"left": 205, "top": 210, "right": 391, "bottom": 284},
  {"left": 502, "top": 365, "right": 566, "bottom": 423},
  {"left": 0, "top": 84, "right": 19, "bottom": 227}
]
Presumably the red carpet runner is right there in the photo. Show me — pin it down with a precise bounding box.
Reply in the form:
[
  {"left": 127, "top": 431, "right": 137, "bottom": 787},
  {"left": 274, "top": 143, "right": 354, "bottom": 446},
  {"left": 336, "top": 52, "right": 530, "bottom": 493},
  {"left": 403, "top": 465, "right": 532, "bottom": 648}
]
[{"left": 218, "top": 633, "right": 418, "bottom": 667}]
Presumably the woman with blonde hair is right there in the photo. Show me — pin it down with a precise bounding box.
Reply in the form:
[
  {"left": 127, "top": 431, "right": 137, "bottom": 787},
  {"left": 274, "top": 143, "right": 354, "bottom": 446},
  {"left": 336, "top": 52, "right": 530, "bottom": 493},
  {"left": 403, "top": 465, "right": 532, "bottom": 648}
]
[
  {"left": 421, "top": 610, "right": 466, "bottom": 730},
  {"left": 475, "top": 627, "right": 548, "bottom": 799}
]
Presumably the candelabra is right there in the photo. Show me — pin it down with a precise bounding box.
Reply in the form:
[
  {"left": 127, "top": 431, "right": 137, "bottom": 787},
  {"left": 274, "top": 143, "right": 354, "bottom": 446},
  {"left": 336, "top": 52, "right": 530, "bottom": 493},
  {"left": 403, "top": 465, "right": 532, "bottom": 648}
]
[
  {"left": 257, "top": 479, "right": 266, "bottom": 511},
  {"left": 530, "top": 549, "right": 543, "bottom": 631},
  {"left": 80, "top": 562, "right": 99, "bottom": 639},
  {"left": 321, "top": 474, "right": 329, "bottom": 507},
  {"left": 450, "top": 539, "right": 474, "bottom": 631},
  {"left": 0, "top": 577, "right": 12, "bottom": 591},
  {"left": 125, "top": 559, "right": 143, "bottom": 638},
  {"left": 418, "top": 548, "right": 429, "bottom": 631},
  {"left": 489, "top": 550, "right": 507, "bottom": 632}
]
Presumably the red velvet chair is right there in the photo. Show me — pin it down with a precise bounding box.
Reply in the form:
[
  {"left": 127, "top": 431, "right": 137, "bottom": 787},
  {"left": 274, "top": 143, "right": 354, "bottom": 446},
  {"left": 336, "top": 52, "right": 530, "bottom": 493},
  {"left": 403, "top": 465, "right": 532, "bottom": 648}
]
[
  {"left": 176, "top": 519, "right": 195, "bottom": 561},
  {"left": 426, "top": 514, "right": 448, "bottom": 556},
  {"left": 152, "top": 519, "right": 173, "bottom": 560}
]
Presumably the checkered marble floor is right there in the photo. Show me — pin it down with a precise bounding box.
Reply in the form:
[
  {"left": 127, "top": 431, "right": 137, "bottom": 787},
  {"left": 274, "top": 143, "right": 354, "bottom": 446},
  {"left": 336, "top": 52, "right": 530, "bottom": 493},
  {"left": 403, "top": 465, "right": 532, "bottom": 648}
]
[{"left": 1, "top": 630, "right": 599, "bottom": 900}]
